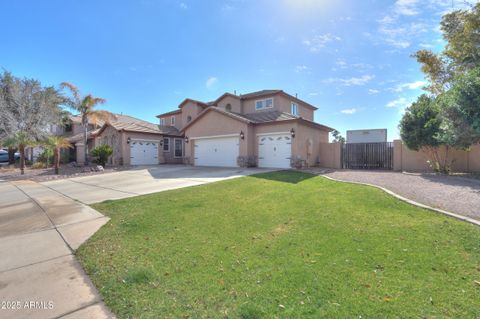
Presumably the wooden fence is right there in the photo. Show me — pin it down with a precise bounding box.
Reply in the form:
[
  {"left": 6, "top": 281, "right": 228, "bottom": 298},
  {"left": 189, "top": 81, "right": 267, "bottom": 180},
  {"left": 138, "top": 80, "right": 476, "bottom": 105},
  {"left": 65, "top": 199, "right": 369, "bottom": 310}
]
[{"left": 342, "top": 142, "right": 394, "bottom": 170}]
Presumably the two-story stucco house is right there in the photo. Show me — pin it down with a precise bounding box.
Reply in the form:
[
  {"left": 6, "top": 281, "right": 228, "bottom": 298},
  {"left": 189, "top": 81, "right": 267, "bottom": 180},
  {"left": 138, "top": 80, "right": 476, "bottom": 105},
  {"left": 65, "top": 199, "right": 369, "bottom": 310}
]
[{"left": 156, "top": 90, "right": 334, "bottom": 168}]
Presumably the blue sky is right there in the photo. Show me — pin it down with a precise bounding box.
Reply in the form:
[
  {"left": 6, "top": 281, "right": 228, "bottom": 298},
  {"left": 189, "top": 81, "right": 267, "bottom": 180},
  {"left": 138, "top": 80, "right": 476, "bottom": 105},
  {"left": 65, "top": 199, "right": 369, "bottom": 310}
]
[{"left": 0, "top": 0, "right": 471, "bottom": 140}]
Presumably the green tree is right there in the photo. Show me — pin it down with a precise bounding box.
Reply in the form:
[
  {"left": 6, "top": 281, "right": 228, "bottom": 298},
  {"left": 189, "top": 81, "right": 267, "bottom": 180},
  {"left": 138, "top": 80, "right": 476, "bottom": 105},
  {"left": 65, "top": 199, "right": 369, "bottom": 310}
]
[
  {"left": 3, "top": 132, "right": 36, "bottom": 174},
  {"left": 61, "top": 82, "right": 116, "bottom": 166},
  {"left": 331, "top": 129, "right": 345, "bottom": 143},
  {"left": 399, "top": 95, "right": 452, "bottom": 173},
  {"left": 436, "top": 67, "right": 480, "bottom": 149},
  {"left": 91, "top": 144, "right": 113, "bottom": 167},
  {"left": 412, "top": 3, "right": 480, "bottom": 95},
  {"left": 44, "top": 136, "right": 72, "bottom": 174},
  {"left": 0, "top": 71, "right": 65, "bottom": 174}
]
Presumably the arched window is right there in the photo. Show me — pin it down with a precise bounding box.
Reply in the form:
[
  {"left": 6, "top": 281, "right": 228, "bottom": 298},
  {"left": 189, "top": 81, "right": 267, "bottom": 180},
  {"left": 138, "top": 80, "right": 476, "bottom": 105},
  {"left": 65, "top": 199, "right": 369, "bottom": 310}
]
[
  {"left": 187, "top": 115, "right": 192, "bottom": 122},
  {"left": 225, "top": 103, "right": 232, "bottom": 111}
]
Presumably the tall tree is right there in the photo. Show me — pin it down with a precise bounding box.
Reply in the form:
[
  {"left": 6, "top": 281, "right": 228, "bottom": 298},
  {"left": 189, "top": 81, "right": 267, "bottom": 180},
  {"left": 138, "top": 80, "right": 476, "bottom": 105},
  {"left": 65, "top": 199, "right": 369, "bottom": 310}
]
[
  {"left": 399, "top": 95, "right": 450, "bottom": 173},
  {"left": 0, "top": 71, "right": 64, "bottom": 174},
  {"left": 436, "top": 67, "right": 480, "bottom": 149},
  {"left": 61, "top": 82, "right": 115, "bottom": 165},
  {"left": 412, "top": 2, "right": 480, "bottom": 95}
]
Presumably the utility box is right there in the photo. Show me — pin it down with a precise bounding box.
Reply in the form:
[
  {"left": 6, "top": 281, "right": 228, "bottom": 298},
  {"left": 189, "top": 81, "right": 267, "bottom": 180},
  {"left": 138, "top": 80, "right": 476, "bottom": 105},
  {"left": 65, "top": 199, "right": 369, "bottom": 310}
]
[{"left": 346, "top": 129, "right": 387, "bottom": 143}]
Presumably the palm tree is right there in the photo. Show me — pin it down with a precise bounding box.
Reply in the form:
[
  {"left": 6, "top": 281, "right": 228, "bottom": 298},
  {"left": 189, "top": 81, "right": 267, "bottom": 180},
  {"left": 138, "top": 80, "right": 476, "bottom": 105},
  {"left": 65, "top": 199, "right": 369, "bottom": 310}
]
[
  {"left": 3, "top": 132, "right": 35, "bottom": 175},
  {"left": 60, "top": 82, "right": 116, "bottom": 165},
  {"left": 45, "top": 136, "right": 72, "bottom": 174}
]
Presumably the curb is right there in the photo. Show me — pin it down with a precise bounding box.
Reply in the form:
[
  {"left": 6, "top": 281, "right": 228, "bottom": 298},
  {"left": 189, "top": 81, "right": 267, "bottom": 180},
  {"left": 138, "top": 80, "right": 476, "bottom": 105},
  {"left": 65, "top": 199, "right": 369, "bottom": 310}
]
[{"left": 319, "top": 174, "right": 480, "bottom": 227}]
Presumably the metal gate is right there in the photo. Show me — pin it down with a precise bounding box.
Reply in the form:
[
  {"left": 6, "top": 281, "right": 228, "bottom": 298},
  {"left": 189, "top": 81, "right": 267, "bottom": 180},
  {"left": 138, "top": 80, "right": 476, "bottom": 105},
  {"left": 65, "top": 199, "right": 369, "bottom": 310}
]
[{"left": 342, "top": 142, "right": 394, "bottom": 170}]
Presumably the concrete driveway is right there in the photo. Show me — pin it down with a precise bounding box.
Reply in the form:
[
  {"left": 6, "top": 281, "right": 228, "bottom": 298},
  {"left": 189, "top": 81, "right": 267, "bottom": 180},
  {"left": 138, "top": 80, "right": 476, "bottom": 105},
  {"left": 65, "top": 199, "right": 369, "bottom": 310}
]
[
  {"left": 0, "top": 165, "right": 272, "bottom": 318},
  {"left": 41, "top": 165, "right": 273, "bottom": 204}
]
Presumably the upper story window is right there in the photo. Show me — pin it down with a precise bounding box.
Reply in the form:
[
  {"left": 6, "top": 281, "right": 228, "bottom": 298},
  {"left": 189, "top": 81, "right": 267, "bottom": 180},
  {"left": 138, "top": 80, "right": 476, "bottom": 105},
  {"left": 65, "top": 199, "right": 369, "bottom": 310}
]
[
  {"left": 225, "top": 103, "right": 232, "bottom": 111},
  {"left": 255, "top": 98, "right": 273, "bottom": 110},
  {"left": 187, "top": 115, "right": 192, "bottom": 122},
  {"left": 291, "top": 102, "right": 298, "bottom": 116},
  {"left": 160, "top": 118, "right": 166, "bottom": 126},
  {"left": 171, "top": 116, "right": 176, "bottom": 125}
]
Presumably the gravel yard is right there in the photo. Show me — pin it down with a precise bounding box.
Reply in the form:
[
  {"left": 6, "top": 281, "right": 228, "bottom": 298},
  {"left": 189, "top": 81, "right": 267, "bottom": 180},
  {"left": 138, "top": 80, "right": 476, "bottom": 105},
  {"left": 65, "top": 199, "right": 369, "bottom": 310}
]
[
  {"left": 0, "top": 164, "right": 129, "bottom": 182},
  {"left": 312, "top": 169, "right": 480, "bottom": 222}
]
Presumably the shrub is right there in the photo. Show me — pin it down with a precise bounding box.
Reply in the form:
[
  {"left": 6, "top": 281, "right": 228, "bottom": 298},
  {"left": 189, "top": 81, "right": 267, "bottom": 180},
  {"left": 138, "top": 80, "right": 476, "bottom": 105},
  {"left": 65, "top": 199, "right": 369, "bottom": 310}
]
[
  {"left": 31, "top": 162, "right": 46, "bottom": 169},
  {"left": 37, "top": 149, "right": 54, "bottom": 166},
  {"left": 91, "top": 144, "right": 113, "bottom": 167}
]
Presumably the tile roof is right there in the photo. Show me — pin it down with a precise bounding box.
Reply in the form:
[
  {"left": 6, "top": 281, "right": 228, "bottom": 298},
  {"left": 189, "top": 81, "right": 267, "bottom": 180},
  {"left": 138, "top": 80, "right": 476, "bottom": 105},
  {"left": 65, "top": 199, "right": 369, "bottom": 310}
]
[
  {"left": 234, "top": 110, "right": 298, "bottom": 123},
  {"left": 238, "top": 89, "right": 283, "bottom": 99}
]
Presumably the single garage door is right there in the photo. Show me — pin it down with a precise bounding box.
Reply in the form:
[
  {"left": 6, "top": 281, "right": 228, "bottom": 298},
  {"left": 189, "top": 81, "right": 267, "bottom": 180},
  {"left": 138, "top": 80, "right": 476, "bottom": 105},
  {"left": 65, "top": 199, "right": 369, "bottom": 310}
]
[
  {"left": 194, "top": 136, "right": 239, "bottom": 167},
  {"left": 130, "top": 140, "right": 159, "bottom": 165},
  {"left": 258, "top": 134, "right": 292, "bottom": 168}
]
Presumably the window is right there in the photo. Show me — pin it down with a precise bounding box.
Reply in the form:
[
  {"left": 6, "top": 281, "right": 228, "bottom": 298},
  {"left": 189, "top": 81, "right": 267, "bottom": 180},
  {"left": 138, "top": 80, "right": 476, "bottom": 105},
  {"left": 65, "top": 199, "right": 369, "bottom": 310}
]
[
  {"left": 160, "top": 118, "right": 166, "bottom": 126},
  {"left": 187, "top": 115, "right": 192, "bottom": 122},
  {"left": 174, "top": 138, "right": 183, "bottom": 158},
  {"left": 225, "top": 103, "right": 232, "bottom": 111},
  {"left": 163, "top": 138, "right": 170, "bottom": 152},
  {"left": 255, "top": 98, "right": 274, "bottom": 110},
  {"left": 291, "top": 102, "right": 298, "bottom": 116},
  {"left": 171, "top": 116, "right": 176, "bottom": 126}
]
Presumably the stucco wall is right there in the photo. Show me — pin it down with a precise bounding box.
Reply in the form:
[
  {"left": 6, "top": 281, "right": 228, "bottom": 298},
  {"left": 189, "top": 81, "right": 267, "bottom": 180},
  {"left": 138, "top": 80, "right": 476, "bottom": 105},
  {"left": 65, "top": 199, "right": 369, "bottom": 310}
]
[
  {"left": 159, "top": 112, "right": 182, "bottom": 129},
  {"left": 180, "top": 101, "right": 203, "bottom": 129},
  {"left": 216, "top": 95, "right": 242, "bottom": 113},
  {"left": 183, "top": 111, "right": 250, "bottom": 163},
  {"left": 242, "top": 94, "right": 314, "bottom": 120},
  {"left": 393, "top": 139, "right": 480, "bottom": 172},
  {"left": 318, "top": 142, "right": 342, "bottom": 169}
]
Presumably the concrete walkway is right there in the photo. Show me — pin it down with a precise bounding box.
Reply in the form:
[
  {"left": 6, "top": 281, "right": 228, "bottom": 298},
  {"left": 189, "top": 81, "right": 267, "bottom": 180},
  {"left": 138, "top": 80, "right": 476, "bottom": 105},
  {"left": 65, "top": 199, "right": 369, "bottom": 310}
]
[
  {"left": 0, "top": 180, "right": 113, "bottom": 319},
  {"left": 41, "top": 165, "right": 272, "bottom": 204},
  {"left": 0, "top": 165, "right": 272, "bottom": 318}
]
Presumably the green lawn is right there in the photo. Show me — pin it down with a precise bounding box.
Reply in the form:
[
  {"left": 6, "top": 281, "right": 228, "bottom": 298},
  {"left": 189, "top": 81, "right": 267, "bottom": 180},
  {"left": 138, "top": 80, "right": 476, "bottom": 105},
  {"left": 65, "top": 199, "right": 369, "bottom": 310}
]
[{"left": 77, "top": 171, "right": 480, "bottom": 318}]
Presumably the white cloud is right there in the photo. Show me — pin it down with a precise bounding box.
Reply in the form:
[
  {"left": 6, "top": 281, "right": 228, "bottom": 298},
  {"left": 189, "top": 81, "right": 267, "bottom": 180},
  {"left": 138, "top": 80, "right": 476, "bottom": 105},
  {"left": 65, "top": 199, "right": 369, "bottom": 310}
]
[
  {"left": 368, "top": 89, "right": 380, "bottom": 95},
  {"left": 341, "top": 108, "right": 357, "bottom": 114},
  {"left": 333, "top": 59, "right": 372, "bottom": 71},
  {"left": 394, "top": 80, "right": 426, "bottom": 92},
  {"left": 393, "top": 0, "right": 420, "bottom": 16},
  {"left": 308, "top": 92, "right": 319, "bottom": 96},
  {"left": 326, "top": 74, "right": 375, "bottom": 86},
  {"left": 386, "top": 97, "right": 411, "bottom": 108},
  {"left": 179, "top": 2, "right": 188, "bottom": 9},
  {"left": 205, "top": 77, "right": 218, "bottom": 89},
  {"left": 302, "top": 33, "right": 341, "bottom": 52},
  {"left": 294, "top": 65, "right": 308, "bottom": 73}
]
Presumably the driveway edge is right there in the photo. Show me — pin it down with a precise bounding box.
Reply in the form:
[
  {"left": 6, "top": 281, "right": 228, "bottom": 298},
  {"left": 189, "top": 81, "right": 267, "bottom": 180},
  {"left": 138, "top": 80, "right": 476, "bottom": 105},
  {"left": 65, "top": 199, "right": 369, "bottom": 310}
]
[{"left": 319, "top": 174, "right": 480, "bottom": 227}]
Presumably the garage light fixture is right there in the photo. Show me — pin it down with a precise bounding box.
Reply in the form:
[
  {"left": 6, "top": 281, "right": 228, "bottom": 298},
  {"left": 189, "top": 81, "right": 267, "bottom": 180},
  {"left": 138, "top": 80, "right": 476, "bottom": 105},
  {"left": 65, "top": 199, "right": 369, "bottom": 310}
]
[
  {"left": 240, "top": 131, "right": 245, "bottom": 140},
  {"left": 127, "top": 137, "right": 131, "bottom": 144},
  {"left": 290, "top": 128, "right": 295, "bottom": 138},
  {"left": 184, "top": 136, "right": 189, "bottom": 143}
]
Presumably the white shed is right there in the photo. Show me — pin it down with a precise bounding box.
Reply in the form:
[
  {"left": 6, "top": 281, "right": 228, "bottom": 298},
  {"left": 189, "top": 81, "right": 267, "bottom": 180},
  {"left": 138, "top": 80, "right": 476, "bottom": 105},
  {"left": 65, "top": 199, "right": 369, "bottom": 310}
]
[{"left": 346, "top": 129, "right": 387, "bottom": 143}]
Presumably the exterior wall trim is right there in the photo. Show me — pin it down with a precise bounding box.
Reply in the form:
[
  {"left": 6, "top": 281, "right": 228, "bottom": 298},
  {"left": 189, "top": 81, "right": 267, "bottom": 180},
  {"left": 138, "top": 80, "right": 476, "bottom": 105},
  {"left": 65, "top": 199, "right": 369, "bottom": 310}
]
[
  {"left": 191, "top": 133, "right": 240, "bottom": 140},
  {"left": 130, "top": 138, "right": 161, "bottom": 143},
  {"left": 256, "top": 131, "right": 290, "bottom": 136}
]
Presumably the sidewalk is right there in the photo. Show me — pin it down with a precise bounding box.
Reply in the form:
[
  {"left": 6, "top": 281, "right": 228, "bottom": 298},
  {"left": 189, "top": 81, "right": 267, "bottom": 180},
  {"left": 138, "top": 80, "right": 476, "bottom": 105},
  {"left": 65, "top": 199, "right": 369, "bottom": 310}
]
[{"left": 0, "top": 180, "right": 113, "bottom": 319}]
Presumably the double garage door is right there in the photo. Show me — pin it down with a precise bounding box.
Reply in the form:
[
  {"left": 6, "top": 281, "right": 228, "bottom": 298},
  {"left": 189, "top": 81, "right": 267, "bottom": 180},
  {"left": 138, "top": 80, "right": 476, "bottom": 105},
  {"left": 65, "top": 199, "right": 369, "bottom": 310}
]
[
  {"left": 195, "top": 136, "right": 239, "bottom": 167},
  {"left": 193, "top": 134, "right": 291, "bottom": 168},
  {"left": 130, "top": 140, "right": 159, "bottom": 165}
]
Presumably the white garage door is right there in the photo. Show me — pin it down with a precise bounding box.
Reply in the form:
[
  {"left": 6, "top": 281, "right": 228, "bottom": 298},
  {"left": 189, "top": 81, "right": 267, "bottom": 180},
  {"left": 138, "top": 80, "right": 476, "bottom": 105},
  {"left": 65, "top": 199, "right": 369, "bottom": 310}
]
[
  {"left": 258, "top": 134, "right": 292, "bottom": 168},
  {"left": 194, "top": 136, "right": 239, "bottom": 167},
  {"left": 130, "top": 140, "right": 159, "bottom": 165}
]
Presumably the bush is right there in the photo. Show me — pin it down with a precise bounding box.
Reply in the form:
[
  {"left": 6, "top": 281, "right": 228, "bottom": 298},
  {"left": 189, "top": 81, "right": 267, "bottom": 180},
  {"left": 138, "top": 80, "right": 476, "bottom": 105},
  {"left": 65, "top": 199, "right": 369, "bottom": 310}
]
[
  {"left": 31, "top": 162, "right": 46, "bottom": 169},
  {"left": 91, "top": 144, "right": 113, "bottom": 167},
  {"left": 37, "top": 149, "right": 54, "bottom": 166}
]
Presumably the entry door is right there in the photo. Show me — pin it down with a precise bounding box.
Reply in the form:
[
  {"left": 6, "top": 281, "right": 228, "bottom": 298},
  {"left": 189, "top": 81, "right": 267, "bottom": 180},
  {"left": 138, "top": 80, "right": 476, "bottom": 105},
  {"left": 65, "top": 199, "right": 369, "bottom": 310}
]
[
  {"left": 258, "top": 134, "right": 292, "bottom": 168},
  {"left": 194, "top": 136, "right": 239, "bottom": 167},
  {"left": 130, "top": 140, "right": 159, "bottom": 165}
]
